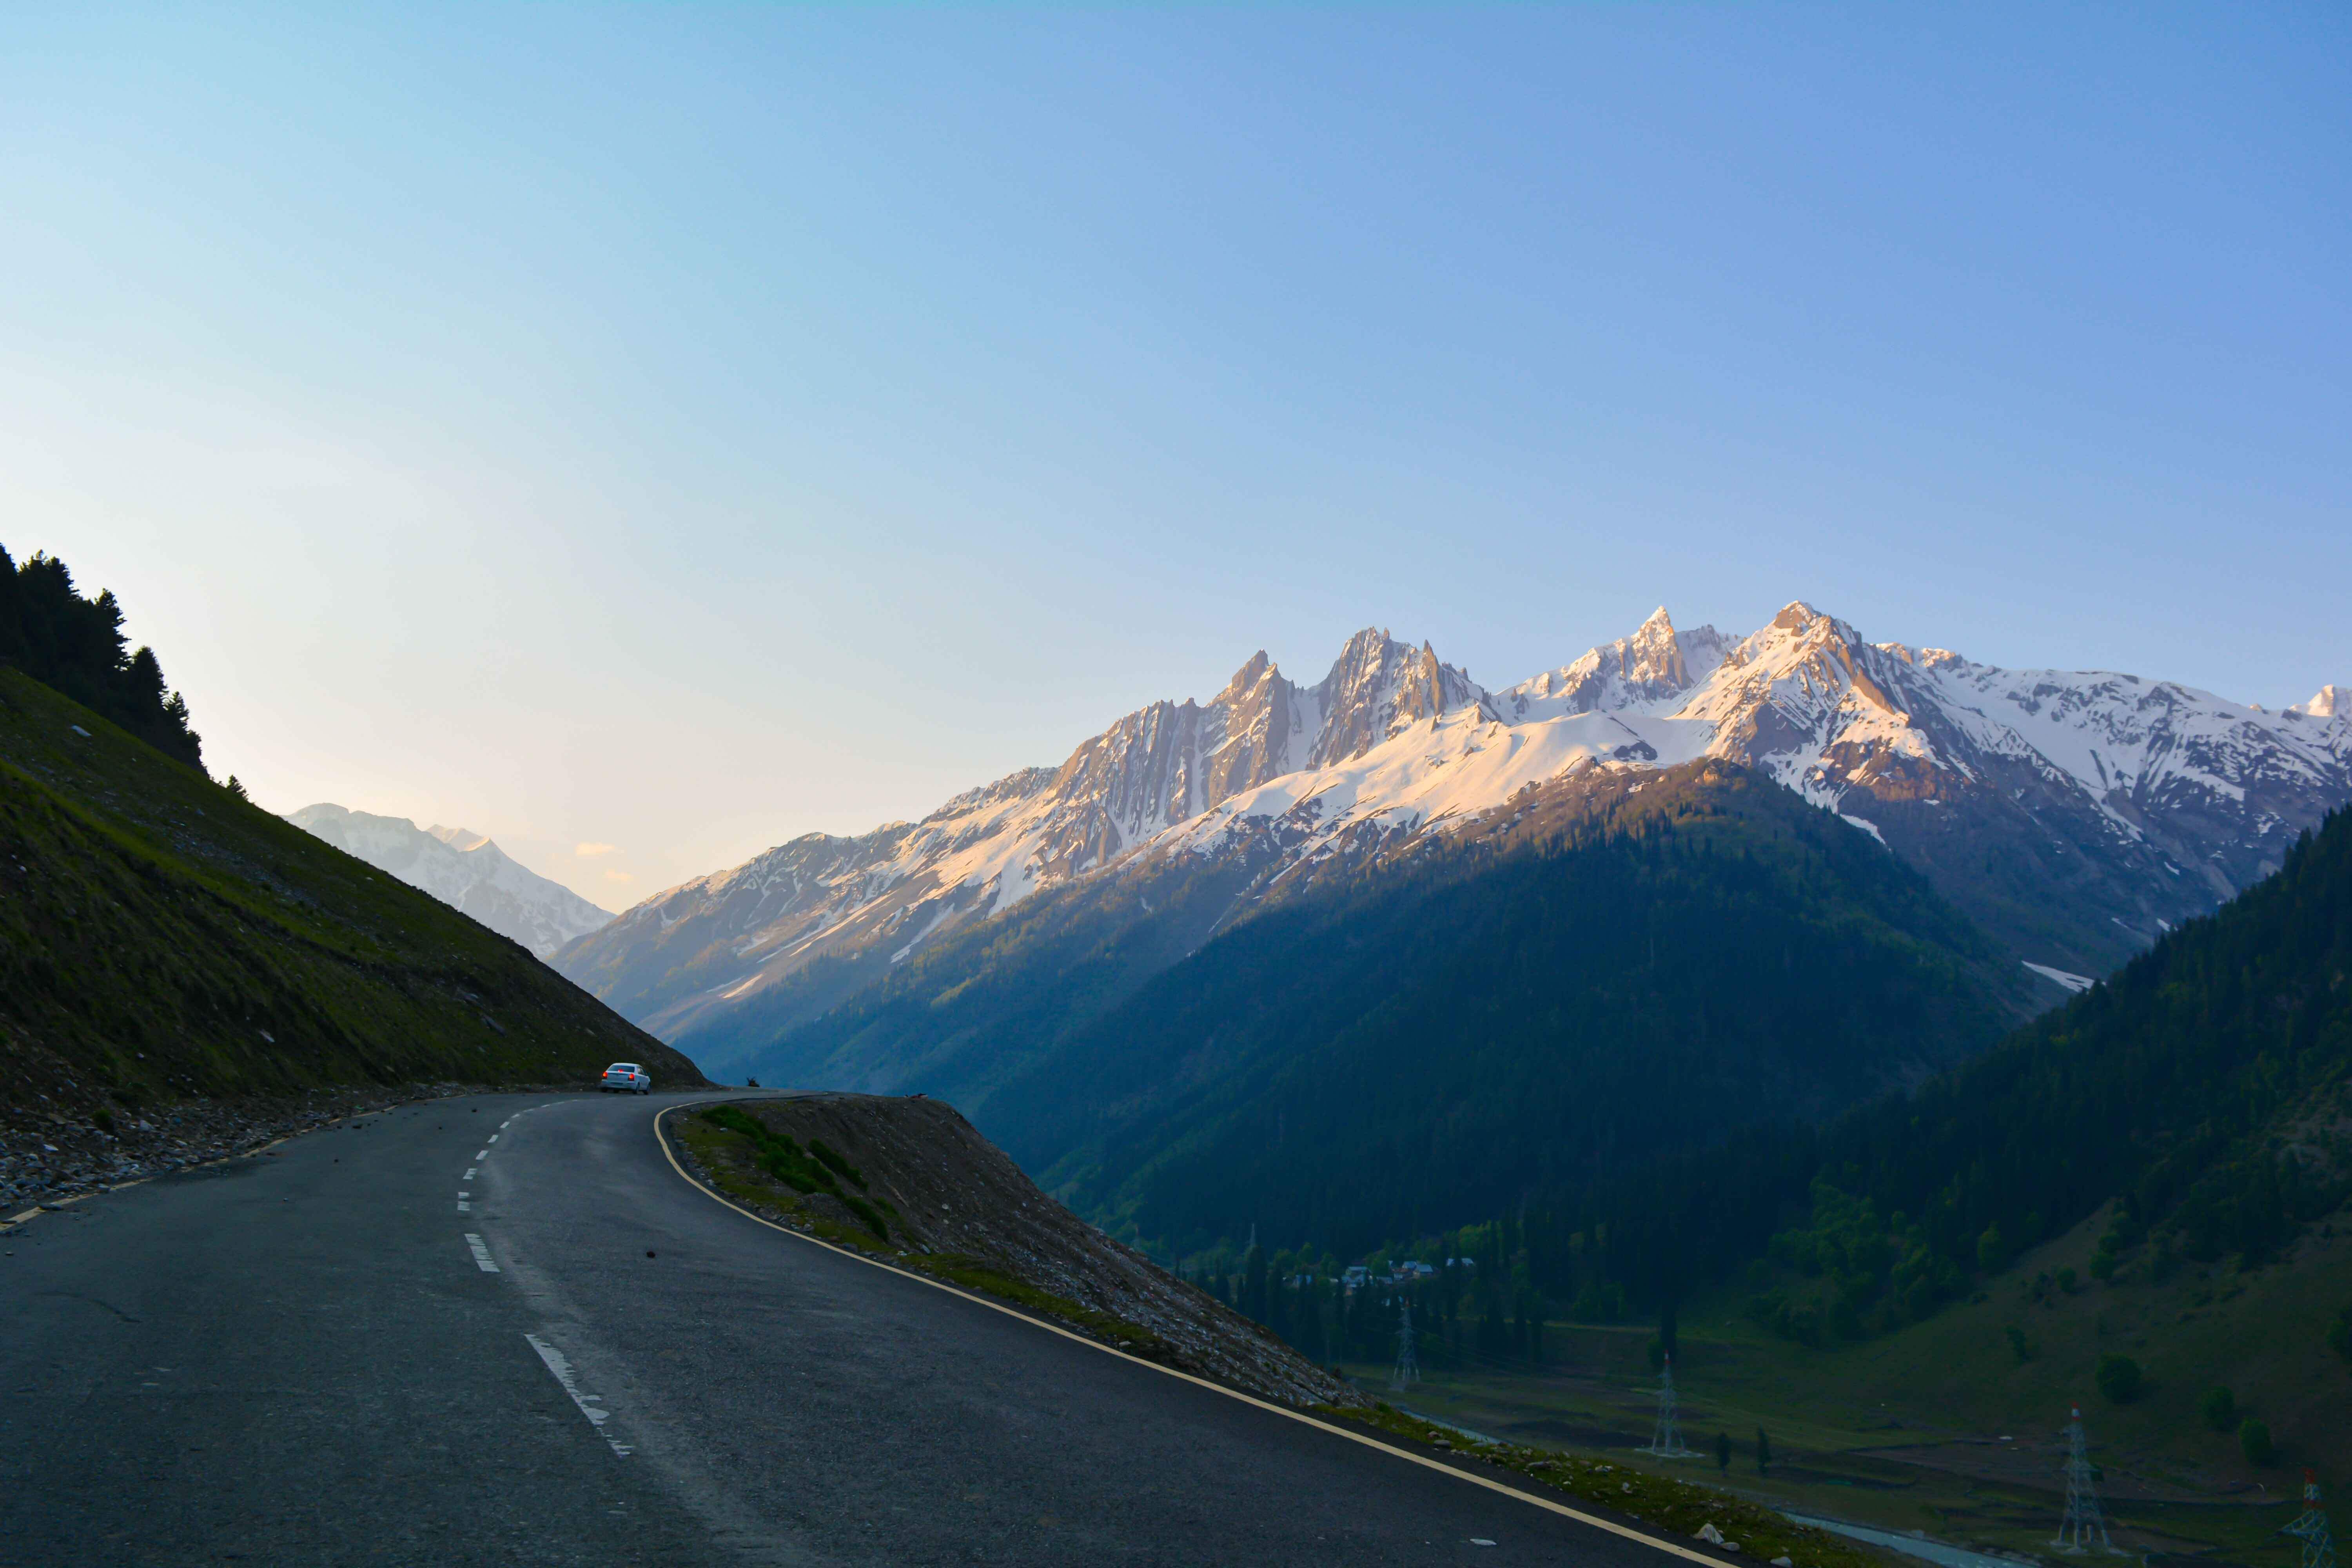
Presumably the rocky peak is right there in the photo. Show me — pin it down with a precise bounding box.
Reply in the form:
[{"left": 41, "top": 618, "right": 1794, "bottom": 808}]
[
  {"left": 1621, "top": 606, "right": 1688, "bottom": 690},
  {"left": 1214, "top": 650, "right": 1276, "bottom": 706},
  {"left": 1307, "top": 629, "right": 1479, "bottom": 768}
]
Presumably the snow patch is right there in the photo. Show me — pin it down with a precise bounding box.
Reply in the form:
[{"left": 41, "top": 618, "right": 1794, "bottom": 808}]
[{"left": 2023, "top": 962, "right": 2096, "bottom": 995}]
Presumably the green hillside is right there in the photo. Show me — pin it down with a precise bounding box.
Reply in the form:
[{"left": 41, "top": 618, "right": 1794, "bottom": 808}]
[
  {"left": 0, "top": 666, "right": 703, "bottom": 1113},
  {"left": 764, "top": 762, "right": 2034, "bottom": 1261}
]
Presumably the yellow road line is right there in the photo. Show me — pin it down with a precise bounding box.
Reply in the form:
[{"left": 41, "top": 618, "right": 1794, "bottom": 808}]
[{"left": 652, "top": 1098, "right": 1721, "bottom": 1566}]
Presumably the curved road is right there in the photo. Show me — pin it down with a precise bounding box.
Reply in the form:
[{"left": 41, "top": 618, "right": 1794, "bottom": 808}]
[{"left": 1, "top": 1091, "right": 1702, "bottom": 1566}]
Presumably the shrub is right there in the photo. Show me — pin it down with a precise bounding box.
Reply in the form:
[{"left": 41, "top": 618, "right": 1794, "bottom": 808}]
[
  {"left": 2056, "top": 1266, "right": 2079, "bottom": 1295},
  {"left": 842, "top": 1193, "right": 891, "bottom": 1242},
  {"left": 2201, "top": 1387, "right": 2237, "bottom": 1432},
  {"left": 1976, "top": 1223, "right": 2009, "bottom": 1274},
  {"left": 2095, "top": 1354, "right": 2143, "bottom": 1404},
  {"left": 2329, "top": 1308, "right": 2352, "bottom": 1367},
  {"left": 2005, "top": 1326, "right": 2036, "bottom": 1364},
  {"left": 2239, "top": 1419, "right": 2276, "bottom": 1466},
  {"left": 807, "top": 1138, "right": 869, "bottom": 1190}
]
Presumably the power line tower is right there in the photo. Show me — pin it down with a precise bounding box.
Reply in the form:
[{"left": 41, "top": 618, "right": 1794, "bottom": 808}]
[
  {"left": 2283, "top": 1471, "right": 2337, "bottom": 1568},
  {"left": 1390, "top": 1298, "right": 1419, "bottom": 1391},
  {"left": 2052, "top": 1405, "right": 2116, "bottom": 1554},
  {"left": 1639, "top": 1353, "right": 1697, "bottom": 1458}
]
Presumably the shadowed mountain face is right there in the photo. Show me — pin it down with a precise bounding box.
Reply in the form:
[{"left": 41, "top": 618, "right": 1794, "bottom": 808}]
[
  {"left": 557, "top": 605, "right": 2350, "bottom": 1078},
  {"left": 754, "top": 762, "right": 2036, "bottom": 1259},
  {"left": 286, "top": 804, "right": 613, "bottom": 959}
]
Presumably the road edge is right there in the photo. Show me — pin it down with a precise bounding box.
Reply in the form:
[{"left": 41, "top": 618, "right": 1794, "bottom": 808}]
[{"left": 652, "top": 1097, "right": 1723, "bottom": 1565}]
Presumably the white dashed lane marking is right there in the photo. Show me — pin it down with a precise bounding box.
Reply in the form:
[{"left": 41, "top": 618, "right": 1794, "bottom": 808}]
[
  {"left": 488, "top": 1134, "right": 498, "bottom": 1143},
  {"left": 463, "top": 1167, "right": 476, "bottom": 1180},
  {"left": 526, "top": 1333, "right": 632, "bottom": 1457},
  {"left": 475, "top": 1150, "right": 488, "bottom": 1161},
  {"left": 464, "top": 1233, "right": 499, "bottom": 1272}
]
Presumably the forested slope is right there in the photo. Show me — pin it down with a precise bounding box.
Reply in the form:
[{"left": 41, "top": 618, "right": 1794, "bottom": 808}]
[{"left": 1543, "top": 803, "right": 2352, "bottom": 1332}]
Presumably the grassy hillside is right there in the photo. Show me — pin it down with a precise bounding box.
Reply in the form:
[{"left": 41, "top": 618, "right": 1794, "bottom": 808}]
[
  {"left": 0, "top": 667, "right": 703, "bottom": 1112},
  {"left": 766, "top": 762, "right": 2032, "bottom": 1261}
]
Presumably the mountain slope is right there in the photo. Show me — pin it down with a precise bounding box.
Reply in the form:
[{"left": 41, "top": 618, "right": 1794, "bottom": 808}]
[
  {"left": 1544, "top": 801, "right": 2352, "bottom": 1334},
  {"left": 760, "top": 760, "right": 2035, "bottom": 1258},
  {"left": 0, "top": 668, "right": 702, "bottom": 1116},
  {"left": 287, "top": 803, "right": 613, "bottom": 958},
  {"left": 557, "top": 604, "right": 2349, "bottom": 1070}
]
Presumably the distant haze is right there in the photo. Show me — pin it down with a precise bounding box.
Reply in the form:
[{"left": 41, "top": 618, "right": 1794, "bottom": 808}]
[{"left": 3, "top": 7, "right": 2344, "bottom": 904}]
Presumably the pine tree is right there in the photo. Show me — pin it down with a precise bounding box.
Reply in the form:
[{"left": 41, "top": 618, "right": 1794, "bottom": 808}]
[
  {"left": 1756, "top": 1428, "right": 1772, "bottom": 1473},
  {"left": 1716, "top": 1432, "right": 1733, "bottom": 1471}
]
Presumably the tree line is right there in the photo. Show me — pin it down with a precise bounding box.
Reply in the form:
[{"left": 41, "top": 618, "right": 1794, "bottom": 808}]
[{"left": 0, "top": 542, "right": 205, "bottom": 769}]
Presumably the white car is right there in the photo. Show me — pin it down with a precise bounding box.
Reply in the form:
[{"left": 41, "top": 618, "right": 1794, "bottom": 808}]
[{"left": 600, "top": 1062, "right": 654, "bottom": 1094}]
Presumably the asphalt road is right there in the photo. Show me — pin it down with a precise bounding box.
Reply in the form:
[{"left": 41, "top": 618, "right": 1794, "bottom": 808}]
[{"left": 0, "top": 1090, "right": 1701, "bottom": 1566}]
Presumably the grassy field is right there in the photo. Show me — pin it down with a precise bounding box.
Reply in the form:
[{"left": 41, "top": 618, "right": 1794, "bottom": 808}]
[
  {"left": 0, "top": 666, "right": 700, "bottom": 1110},
  {"left": 1342, "top": 1201, "right": 2352, "bottom": 1567}
]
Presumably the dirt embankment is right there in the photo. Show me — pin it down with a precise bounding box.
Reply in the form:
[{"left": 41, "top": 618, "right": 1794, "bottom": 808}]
[{"left": 666, "top": 1092, "right": 1367, "bottom": 1411}]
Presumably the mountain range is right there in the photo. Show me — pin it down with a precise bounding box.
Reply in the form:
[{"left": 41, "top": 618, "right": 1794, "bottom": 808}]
[
  {"left": 287, "top": 804, "right": 613, "bottom": 958},
  {"left": 555, "top": 601, "right": 2350, "bottom": 1074}
]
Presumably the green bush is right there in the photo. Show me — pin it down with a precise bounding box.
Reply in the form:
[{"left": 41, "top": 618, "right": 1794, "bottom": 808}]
[
  {"left": 807, "top": 1138, "right": 869, "bottom": 1190},
  {"left": 2201, "top": 1387, "right": 2238, "bottom": 1432},
  {"left": 1976, "top": 1222, "right": 2009, "bottom": 1274},
  {"left": 2239, "top": 1419, "right": 2276, "bottom": 1466},
  {"left": 2328, "top": 1307, "right": 2352, "bottom": 1366},
  {"left": 2004, "top": 1325, "right": 2036, "bottom": 1363},
  {"left": 842, "top": 1193, "right": 890, "bottom": 1241},
  {"left": 2094, "top": 1354, "right": 2143, "bottom": 1404}
]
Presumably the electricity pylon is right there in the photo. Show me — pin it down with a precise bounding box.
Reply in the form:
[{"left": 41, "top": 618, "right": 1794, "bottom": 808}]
[
  {"left": 1390, "top": 1299, "right": 1419, "bottom": 1391},
  {"left": 1639, "top": 1352, "right": 1697, "bottom": 1458},
  {"left": 2283, "top": 1471, "right": 2337, "bottom": 1568},
  {"left": 2052, "top": 1405, "right": 2118, "bottom": 1553}
]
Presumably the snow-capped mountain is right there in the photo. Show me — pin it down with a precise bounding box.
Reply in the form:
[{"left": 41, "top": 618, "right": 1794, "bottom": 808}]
[
  {"left": 287, "top": 804, "right": 613, "bottom": 958},
  {"left": 554, "top": 604, "right": 2350, "bottom": 1047}
]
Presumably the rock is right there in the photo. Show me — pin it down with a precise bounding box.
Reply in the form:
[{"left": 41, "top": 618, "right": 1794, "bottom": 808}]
[{"left": 1697, "top": 1524, "right": 1726, "bottom": 1544}]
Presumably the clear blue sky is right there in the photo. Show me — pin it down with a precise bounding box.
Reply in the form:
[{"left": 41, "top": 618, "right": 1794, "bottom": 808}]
[{"left": 5, "top": 5, "right": 2346, "bottom": 904}]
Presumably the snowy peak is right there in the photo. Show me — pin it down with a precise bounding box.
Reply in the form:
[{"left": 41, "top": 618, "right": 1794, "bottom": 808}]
[
  {"left": 1501, "top": 606, "right": 1731, "bottom": 722},
  {"left": 2290, "top": 684, "right": 2341, "bottom": 720},
  {"left": 287, "top": 803, "right": 613, "bottom": 958}
]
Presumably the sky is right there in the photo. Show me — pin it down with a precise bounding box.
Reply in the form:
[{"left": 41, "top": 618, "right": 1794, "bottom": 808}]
[{"left": 4, "top": 5, "right": 2346, "bottom": 908}]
